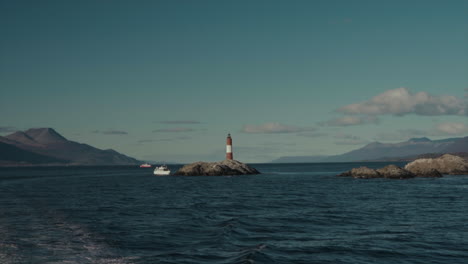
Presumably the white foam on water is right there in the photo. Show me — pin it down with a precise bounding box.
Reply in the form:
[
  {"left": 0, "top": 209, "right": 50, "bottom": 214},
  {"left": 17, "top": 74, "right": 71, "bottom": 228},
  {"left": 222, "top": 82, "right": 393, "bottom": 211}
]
[
  {"left": 45, "top": 219, "right": 138, "bottom": 264},
  {"left": 0, "top": 243, "right": 21, "bottom": 264},
  {"left": 6, "top": 206, "right": 138, "bottom": 264}
]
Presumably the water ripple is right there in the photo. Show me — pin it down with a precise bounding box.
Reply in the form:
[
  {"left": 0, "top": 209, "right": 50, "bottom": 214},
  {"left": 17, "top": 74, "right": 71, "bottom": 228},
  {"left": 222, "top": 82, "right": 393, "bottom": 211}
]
[{"left": 1, "top": 164, "right": 468, "bottom": 263}]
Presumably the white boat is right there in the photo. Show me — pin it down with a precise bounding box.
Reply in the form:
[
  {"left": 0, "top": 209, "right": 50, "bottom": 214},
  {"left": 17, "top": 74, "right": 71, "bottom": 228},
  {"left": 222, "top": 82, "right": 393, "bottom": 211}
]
[{"left": 154, "top": 165, "right": 171, "bottom": 175}]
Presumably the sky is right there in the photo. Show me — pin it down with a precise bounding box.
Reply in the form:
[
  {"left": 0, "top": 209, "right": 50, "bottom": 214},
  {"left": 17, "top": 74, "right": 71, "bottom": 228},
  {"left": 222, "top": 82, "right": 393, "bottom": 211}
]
[{"left": 1, "top": 0, "right": 467, "bottom": 163}]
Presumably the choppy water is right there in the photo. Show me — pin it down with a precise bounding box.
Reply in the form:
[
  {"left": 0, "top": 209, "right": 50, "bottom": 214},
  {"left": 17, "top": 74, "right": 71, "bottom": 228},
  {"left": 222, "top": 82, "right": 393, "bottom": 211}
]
[{"left": 1, "top": 163, "right": 468, "bottom": 264}]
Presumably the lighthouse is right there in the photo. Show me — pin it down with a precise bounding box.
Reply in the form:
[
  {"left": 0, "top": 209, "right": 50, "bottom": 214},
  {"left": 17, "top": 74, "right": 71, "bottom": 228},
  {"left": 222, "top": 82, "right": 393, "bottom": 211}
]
[{"left": 226, "top": 133, "right": 233, "bottom": 160}]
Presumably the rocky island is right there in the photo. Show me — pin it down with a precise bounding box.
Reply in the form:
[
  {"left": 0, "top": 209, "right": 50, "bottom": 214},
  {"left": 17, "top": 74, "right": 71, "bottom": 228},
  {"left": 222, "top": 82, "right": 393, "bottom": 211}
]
[
  {"left": 173, "top": 159, "right": 260, "bottom": 176},
  {"left": 338, "top": 164, "right": 441, "bottom": 179},
  {"left": 338, "top": 154, "right": 468, "bottom": 179},
  {"left": 404, "top": 154, "right": 468, "bottom": 175}
]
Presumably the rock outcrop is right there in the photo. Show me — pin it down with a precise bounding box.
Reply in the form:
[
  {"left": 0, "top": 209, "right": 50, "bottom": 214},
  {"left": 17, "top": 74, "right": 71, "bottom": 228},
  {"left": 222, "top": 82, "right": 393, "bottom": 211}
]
[
  {"left": 338, "top": 166, "right": 382, "bottom": 179},
  {"left": 376, "top": 165, "right": 415, "bottom": 179},
  {"left": 338, "top": 164, "right": 440, "bottom": 179},
  {"left": 405, "top": 154, "right": 468, "bottom": 175},
  {"left": 173, "top": 159, "right": 260, "bottom": 176},
  {"left": 405, "top": 167, "right": 442, "bottom": 178}
]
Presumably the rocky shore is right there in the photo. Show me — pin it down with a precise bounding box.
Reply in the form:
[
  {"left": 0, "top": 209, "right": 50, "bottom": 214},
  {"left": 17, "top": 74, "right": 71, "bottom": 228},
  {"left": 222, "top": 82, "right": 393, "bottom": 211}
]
[
  {"left": 173, "top": 159, "right": 260, "bottom": 176},
  {"left": 338, "top": 154, "right": 468, "bottom": 179}
]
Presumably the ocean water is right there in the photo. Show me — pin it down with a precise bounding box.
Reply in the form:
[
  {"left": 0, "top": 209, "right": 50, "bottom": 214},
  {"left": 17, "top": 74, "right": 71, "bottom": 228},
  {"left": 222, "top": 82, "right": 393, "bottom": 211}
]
[{"left": 1, "top": 162, "right": 467, "bottom": 264}]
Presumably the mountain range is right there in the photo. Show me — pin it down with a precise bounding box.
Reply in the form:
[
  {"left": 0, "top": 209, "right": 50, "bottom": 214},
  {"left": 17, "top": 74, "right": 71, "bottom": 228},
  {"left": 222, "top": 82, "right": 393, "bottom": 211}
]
[
  {"left": 273, "top": 137, "right": 468, "bottom": 163},
  {"left": 0, "top": 128, "right": 141, "bottom": 166},
  {"left": 3, "top": 128, "right": 467, "bottom": 165}
]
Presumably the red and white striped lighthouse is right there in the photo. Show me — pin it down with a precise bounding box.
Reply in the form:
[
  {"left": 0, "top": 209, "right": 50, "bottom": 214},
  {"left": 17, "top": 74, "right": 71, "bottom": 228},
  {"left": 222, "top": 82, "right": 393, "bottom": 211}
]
[{"left": 226, "top": 133, "right": 233, "bottom": 160}]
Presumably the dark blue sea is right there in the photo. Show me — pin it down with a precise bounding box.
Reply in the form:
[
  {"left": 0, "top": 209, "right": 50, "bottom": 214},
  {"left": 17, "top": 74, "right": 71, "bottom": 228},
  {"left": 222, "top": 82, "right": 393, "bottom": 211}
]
[{"left": 1, "top": 162, "right": 468, "bottom": 264}]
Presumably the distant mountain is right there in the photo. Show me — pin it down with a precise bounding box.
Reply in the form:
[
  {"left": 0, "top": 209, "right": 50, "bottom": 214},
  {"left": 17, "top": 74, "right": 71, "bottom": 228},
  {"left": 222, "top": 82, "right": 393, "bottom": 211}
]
[
  {"left": 0, "top": 128, "right": 141, "bottom": 166},
  {"left": 0, "top": 141, "right": 69, "bottom": 165},
  {"left": 441, "top": 137, "right": 468, "bottom": 153},
  {"left": 272, "top": 137, "right": 465, "bottom": 163},
  {"left": 324, "top": 137, "right": 458, "bottom": 162},
  {"left": 4, "top": 131, "right": 42, "bottom": 146},
  {"left": 18, "top": 127, "right": 67, "bottom": 144}
]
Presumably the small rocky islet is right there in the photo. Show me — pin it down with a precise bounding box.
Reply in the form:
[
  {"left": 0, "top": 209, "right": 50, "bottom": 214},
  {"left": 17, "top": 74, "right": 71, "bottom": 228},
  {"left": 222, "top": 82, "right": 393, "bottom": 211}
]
[
  {"left": 173, "top": 159, "right": 260, "bottom": 176},
  {"left": 338, "top": 154, "right": 468, "bottom": 179}
]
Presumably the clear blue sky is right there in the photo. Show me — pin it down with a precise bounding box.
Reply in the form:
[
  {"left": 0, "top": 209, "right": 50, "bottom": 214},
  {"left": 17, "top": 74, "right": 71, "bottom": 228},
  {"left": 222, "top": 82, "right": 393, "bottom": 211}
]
[{"left": 1, "top": 0, "right": 467, "bottom": 163}]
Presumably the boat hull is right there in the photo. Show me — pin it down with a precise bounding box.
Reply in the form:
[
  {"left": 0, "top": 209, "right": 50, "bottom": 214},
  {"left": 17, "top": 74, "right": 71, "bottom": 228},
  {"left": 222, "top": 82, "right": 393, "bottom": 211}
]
[{"left": 153, "top": 170, "right": 171, "bottom": 176}]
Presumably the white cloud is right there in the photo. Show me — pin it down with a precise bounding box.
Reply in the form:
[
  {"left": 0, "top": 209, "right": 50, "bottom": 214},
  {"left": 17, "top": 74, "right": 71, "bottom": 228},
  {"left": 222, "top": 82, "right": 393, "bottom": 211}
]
[
  {"left": 323, "top": 116, "right": 378, "bottom": 126},
  {"left": 0, "top": 126, "right": 17, "bottom": 133},
  {"left": 334, "top": 139, "right": 370, "bottom": 145},
  {"left": 137, "top": 136, "right": 190, "bottom": 143},
  {"left": 153, "top": 128, "right": 195, "bottom": 133},
  {"left": 334, "top": 134, "right": 360, "bottom": 140},
  {"left": 333, "top": 134, "right": 370, "bottom": 145},
  {"left": 374, "top": 129, "right": 428, "bottom": 142},
  {"left": 435, "top": 122, "right": 468, "bottom": 135},
  {"left": 158, "top": 120, "right": 201, "bottom": 124},
  {"left": 93, "top": 130, "right": 128, "bottom": 135},
  {"left": 297, "top": 132, "right": 328, "bottom": 138},
  {"left": 337, "top": 87, "right": 465, "bottom": 116},
  {"left": 102, "top": 130, "right": 128, "bottom": 135},
  {"left": 241, "top": 122, "right": 315, "bottom": 134}
]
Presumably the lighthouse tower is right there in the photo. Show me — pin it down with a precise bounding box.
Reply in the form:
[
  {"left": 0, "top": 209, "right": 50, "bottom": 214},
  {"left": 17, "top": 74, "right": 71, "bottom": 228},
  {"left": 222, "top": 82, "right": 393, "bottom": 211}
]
[{"left": 226, "top": 133, "right": 233, "bottom": 160}]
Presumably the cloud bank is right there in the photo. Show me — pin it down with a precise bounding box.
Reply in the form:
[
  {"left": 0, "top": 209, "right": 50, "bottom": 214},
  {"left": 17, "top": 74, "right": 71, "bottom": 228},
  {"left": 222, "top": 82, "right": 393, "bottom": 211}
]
[
  {"left": 435, "top": 122, "right": 468, "bottom": 135},
  {"left": 338, "top": 87, "right": 465, "bottom": 116},
  {"left": 241, "top": 122, "right": 315, "bottom": 134}
]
